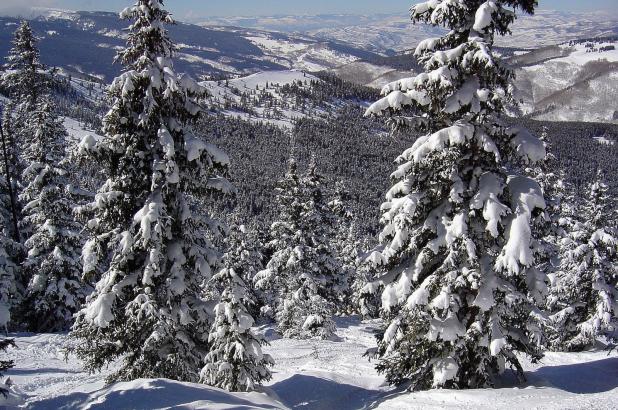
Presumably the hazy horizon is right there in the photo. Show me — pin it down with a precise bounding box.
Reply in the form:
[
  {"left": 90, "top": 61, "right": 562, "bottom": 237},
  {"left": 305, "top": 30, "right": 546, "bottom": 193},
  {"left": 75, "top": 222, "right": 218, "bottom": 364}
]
[{"left": 1, "top": 0, "right": 617, "bottom": 22}]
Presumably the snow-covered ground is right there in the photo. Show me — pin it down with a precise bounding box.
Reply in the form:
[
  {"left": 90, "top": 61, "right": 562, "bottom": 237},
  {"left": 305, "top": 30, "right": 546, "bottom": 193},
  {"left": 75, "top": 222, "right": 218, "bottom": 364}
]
[
  {"left": 513, "top": 39, "right": 618, "bottom": 123},
  {"left": 3, "top": 317, "right": 617, "bottom": 409},
  {"left": 201, "top": 70, "right": 332, "bottom": 129}
]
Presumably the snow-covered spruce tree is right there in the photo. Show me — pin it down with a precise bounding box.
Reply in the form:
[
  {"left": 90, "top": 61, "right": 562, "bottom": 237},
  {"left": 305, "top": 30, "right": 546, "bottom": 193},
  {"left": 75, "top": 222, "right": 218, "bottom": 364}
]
[
  {"left": 70, "top": 0, "right": 231, "bottom": 383},
  {"left": 254, "top": 159, "right": 302, "bottom": 319},
  {"left": 548, "top": 173, "right": 618, "bottom": 351},
  {"left": 528, "top": 127, "right": 568, "bottom": 266},
  {"left": 364, "top": 1, "right": 547, "bottom": 389},
  {"left": 255, "top": 159, "right": 339, "bottom": 339},
  {"left": 328, "top": 181, "right": 357, "bottom": 312},
  {"left": 0, "top": 104, "right": 22, "bottom": 246},
  {"left": 200, "top": 267, "right": 273, "bottom": 392},
  {"left": 18, "top": 97, "right": 86, "bottom": 332},
  {"left": 222, "top": 223, "right": 266, "bottom": 318},
  {"left": 2, "top": 20, "right": 44, "bottom": 111},
  {"left": 2, "top": 21, "right": 46, "bottom": 171}
]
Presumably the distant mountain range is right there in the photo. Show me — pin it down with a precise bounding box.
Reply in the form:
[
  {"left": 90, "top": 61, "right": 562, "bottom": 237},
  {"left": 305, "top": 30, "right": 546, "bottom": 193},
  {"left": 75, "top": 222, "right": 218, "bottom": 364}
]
[
  {"left": 199, "top": 10, "right": 618, "bottom": 53},
  {"left": 333, "top": 37, "right": 618, "bottom": 124},
  {"left": 1, "top": 9, "right": 616, "bottom": 124},
  {"left": 0, "top": 10, "right": 379, "bottom": 82}
]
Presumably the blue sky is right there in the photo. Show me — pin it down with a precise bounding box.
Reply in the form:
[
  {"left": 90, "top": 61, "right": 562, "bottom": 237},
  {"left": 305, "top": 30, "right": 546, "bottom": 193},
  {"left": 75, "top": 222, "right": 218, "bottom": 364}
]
[{"left": 2, "top": 0, "right": 617, "bottom": 19}]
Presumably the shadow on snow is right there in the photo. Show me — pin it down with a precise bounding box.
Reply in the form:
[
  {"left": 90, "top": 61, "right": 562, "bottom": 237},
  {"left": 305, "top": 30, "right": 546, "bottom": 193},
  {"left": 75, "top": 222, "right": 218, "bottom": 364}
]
[
  {"left": 28, "top": 378, "right": 279, "bottom": 410},
  {"left": 270, "top": 374, "right": 382, "bottom": 410},
  {"left": 529, "top": 356, "right": 618, "bottom": 394}
]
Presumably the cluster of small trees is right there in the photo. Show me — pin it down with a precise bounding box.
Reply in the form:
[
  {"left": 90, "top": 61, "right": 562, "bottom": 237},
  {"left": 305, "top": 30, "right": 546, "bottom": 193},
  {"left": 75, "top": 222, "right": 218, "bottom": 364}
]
[
  {"left": 0, "top": 20, "right": 87, "bottom": 334},
  {"left": 0, "top": 0, "right": 364, "bottom": 393},
  {"left": 0, "top": 0, "right": 616, "bottom": 396}
]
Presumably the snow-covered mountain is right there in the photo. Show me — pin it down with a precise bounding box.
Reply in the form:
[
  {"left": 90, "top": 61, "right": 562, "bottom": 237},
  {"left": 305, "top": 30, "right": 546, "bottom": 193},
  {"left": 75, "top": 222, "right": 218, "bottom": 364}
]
[
  {"left": 200, "top": 10, "right": 618, "bottom": 54},
  {"left": 0, "top": 10, "right": 379, "bottom": 81},
  {"left": 334, "top": 38, "right": 618, "bottom": 124},
  {"left": 201, "top": 70, "right": 327, "bottom": 129},
  {"left": 513, "top": 38, "right": 618, "bottom": 123},
  {"left": 2, "top": 9, "right": 616, "bottom": 124}
]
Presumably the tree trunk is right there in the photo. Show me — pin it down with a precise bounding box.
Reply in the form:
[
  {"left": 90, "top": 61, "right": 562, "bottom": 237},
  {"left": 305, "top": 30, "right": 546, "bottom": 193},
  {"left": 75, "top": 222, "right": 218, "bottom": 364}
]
[{"left": 0, "top": 111, "right": 21, "bottom": 243}]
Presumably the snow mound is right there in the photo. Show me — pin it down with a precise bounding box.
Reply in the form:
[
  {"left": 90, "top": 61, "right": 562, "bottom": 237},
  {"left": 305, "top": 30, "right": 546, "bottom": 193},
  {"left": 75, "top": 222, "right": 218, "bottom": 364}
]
[{"left": 29, "top": 378, "right": 286, "bottom": 410}]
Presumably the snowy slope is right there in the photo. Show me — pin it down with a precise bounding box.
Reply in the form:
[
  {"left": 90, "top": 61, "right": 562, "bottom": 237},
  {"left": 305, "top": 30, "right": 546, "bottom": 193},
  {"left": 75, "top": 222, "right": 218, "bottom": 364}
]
[
  {"left": 333, "top": 38, "right": 618, "bottom": 124},
  {"left": 3, "top": 317, "right": 617, "bottom": 409},
  {"left": 201, "top": 70, "right": 331, "bottom": 129},
  {"left": 62, "top": 117, "right": 104, "bottom": 144},
  {"left": 244, "top": 34, "right": 360, "bottom": 72},
  {"left": 514, "top": 39, "right": 618, "bottom": 123}
]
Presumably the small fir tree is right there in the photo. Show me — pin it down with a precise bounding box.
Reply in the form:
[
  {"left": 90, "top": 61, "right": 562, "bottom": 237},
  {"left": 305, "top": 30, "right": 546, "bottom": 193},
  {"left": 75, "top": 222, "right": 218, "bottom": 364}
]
[
  {"left": 0, "top": 184, "right": 20, "bottom": 331},
  {"left": 200, "top": 267, "right": 273, "bottom": 392},
  {"left": 223, "top": 223, "right": 266, "bottom": 318},
  {"left": 0, "top": 338, "right": 16, "bottom": 397},
  {"left": 255, "top": 159, "right": 340, "bottom": 339},
  {"left": 548, "top": 173, "right": 618, "bottom": 351},
  {"left": 19, "top": 98, "right": 86, "bottom": 332},
  {"left": 328, "top": 182, "right": 357, "bottom": 312}
]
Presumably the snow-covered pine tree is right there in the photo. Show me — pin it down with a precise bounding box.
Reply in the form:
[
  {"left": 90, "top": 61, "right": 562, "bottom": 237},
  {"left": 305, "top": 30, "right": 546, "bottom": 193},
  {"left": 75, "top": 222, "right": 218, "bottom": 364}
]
[
  {"left": 255, "top": 159, "right": 339, "bottom": 339},
  {"left": 222, "top": 223, "right": 266, "bottom": 318},
  {"left": 328, "top": 181, "right": 357, "bottom": 312},
  {"left": 70, "top": 0, "right": 232, "bottom": 383},
  {"left": 18, "top": 97, "right": 86, "bottom": 332},
  {"left": 1, "top": 21, "right": 46, "bottom": 181},
  {"left": 254, "top": 159, "right": 302, "bottom": 319},
  {"left": 548, "top": 172, "right": 618, "bottom": 351},
  {"left": 0, "top": 111, "right": 22, "bottom": 331},
  {"left": 1, "top": 21, "right": 44, "bottom": 111},
  {"left": 364, "top": 1, "right": 547, "bottom": 389},
  {"left": 200, "top": 267, "right": 273, "bottom": 392}
]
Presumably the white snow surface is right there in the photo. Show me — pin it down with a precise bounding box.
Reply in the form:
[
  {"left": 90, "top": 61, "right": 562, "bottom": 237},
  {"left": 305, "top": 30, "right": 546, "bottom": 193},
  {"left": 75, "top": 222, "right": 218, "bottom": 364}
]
[
  {"left": 62, "top": 117, "right": 104, "bottom": 145},
  {"left": 3, "top": 317, "right": 618, "bottom": 409},
  {"left": 201, "top": 70, "right": 333, "bottom": 129}
]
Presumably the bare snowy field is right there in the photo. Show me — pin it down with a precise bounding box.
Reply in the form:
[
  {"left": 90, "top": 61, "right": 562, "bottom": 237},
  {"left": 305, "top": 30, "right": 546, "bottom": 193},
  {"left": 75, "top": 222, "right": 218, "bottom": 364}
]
[{"left": 2, "top": 317, "right": 617, "bottom": 409}]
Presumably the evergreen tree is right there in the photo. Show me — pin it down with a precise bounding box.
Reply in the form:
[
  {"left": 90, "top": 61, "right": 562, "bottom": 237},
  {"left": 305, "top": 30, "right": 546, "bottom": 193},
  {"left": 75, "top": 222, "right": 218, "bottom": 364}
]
[
  {"left": 254, "top": 159, "right": 302, "bottom": 319},
  {"left": 2, "top": 21, "right": 44, "bottom": 111},
  {"left": 200, "top": 267, "right": 273, "bottom": 392},
  {"left": 548, "top": 173, "right": 618, "bottom": 351},
  {"left": 1, "top": 21, "right": 49, "bottom": 263},
  {"left": 222, "top": 223, "right": 266, "bottom": 318},
  {"left": 2, "top": 21, "right": 46, "bottom": 189},
  {"left": 18, "top": 98, "right": 86, "bottom": 332},
  {"left": 364, "top": 0, "right": 546, "bottom": 389},
  {"left": 328, "top": 182, "right": 357, "bottom": 312},
  {"left": 255, "top": 159, "right": 340, "bottom": 339},
  {"left": 1, "top": 110, "right": 23, "bottom": 330},
  {"left": 301, "top": 160, "right": 346, "bottom": 306},
  {"left": 70, "top": 0, "right": 231, "bottom": 383}
]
